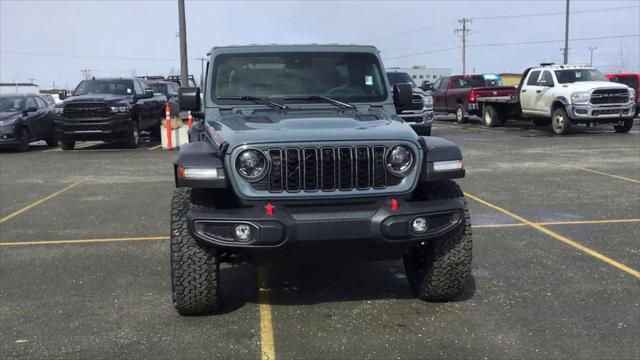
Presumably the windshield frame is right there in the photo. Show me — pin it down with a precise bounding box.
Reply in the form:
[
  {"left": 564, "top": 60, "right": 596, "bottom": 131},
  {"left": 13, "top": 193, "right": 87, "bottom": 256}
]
[
  {"left": 554, "top": 68, "right": 608, "bottom": 84},
  {"left": 72, "top": 79, "right": 134, "bottom": 96},
  {"left": 209, "top": 51, "right": 389, "bottom": 106}
]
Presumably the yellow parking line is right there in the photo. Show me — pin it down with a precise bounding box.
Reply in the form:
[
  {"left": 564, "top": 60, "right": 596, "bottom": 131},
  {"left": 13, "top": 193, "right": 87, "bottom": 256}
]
[
  {"left": 473, "top": 218, "right": 640, "bottom": 229},
  {"left": 464, "top": 192, "right": 640, "bottom": 278},
  {"left": 257, "top": 267, "right": 276, "bottom": 360},
  {"left": 576, "top": 167, "right": 640, "bottom": 184},
  {"left": 0, "top": 180, "right": 84, "bottom": 224},
  {"left": 148, "top": 145, "right": 163, "bottom": 150},
  {"left": 0, "top": 236, "right": 168, "bottom": 246}
]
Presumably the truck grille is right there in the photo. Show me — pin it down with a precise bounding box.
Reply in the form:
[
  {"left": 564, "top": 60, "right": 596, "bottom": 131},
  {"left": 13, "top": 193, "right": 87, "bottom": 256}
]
[
  {"left": 590, "top": 89, "right": 629, "bottom": 105},
  {"left": 63, "top": 103, "right": 111, "bottom": 119},
  {"left": 252, "top": 146, "right": 402, "bottom": 193}
]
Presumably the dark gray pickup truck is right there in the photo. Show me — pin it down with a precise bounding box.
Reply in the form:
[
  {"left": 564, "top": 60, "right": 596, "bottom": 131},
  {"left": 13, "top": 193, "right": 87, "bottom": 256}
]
[{"left": 170, "top": 44, "right": 472, "bottom": 315}]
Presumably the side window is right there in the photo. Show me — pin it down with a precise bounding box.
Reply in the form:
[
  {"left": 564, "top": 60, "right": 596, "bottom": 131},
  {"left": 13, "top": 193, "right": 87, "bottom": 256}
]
[
  {"left": 541, "top": 71, "right": 554, "bottom": 86},
  {"left": 34, "top": 97, "right": 47, "bottom": 109},
  {"left": 25, "top": 97, "right": 37, "bottom": 109},
  {"left": 439, "top": 77, "right": 449, "bottom": 90},
  {"left": 133, "top": 80, "right": 144, "bottom": 95},
  {"left": 526, "top": 71, "right": 541, "bottom": 86},
  {"left": 432, "top": 78, "right": 441, "bottom": 90}
]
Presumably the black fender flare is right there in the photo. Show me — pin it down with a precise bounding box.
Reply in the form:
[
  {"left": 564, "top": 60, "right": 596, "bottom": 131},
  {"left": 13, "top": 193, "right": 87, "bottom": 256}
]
[
  {"left": 418, "top": 136, "right": 465, "bottom": 182},
  {"left": 173, "top": 141, "right": 228, "bottom": 188}
]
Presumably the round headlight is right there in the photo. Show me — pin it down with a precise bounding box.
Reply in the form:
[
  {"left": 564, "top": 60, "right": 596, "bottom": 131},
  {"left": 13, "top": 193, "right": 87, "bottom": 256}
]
[
  {"left": 385, "top": 145, "right": 413, "bottom": 177},
  {"left": 235, "top": 149, "right": 269, "bottom": 181}
]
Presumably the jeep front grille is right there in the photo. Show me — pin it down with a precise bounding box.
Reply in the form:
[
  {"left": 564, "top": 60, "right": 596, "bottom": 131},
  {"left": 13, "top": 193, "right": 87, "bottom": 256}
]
[
  {"left": 252, "top": 145, "right": 402, "bottom": 193},
  {"left": 590, "top": 89, "right": 629, "bottom": 105},
  {"left": 63, "top": 102, "right": 111, "bottom": 119}
]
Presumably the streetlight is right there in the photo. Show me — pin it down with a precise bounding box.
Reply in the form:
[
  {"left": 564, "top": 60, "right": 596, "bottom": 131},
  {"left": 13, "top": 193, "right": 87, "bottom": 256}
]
[{"left": 588, "top": 46, "right": 598, "bottom": 66}]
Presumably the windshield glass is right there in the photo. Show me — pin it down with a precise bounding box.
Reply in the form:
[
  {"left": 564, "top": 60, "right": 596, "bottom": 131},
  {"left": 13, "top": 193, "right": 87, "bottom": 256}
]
[
  {"left": 73, "top": 80, "right": 133, "bottom": 96},
  {"left": 387, "top": 72, "right": 416, "bottom": 87},
  {"left": 555, "top": 69, "right": 607, "bottom": 84},
  {"left": 212, "top": 52, "right": 387, "bottom": 103},
  {"left": 149, "top": 83, "right": 168, "bottom": 96},
  {"left": 0, "top": 96, "right": 24, "bottom": 112}
]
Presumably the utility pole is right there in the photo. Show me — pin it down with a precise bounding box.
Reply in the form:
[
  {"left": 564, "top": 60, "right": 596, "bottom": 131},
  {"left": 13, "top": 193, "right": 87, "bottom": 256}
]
[
  {"left": 455, "top": 18, "right": 472, "bottom": 75},
  {"left": 177, "top": 0, "right": 189, "bottom": 87},
  {"left": 196, "top": 57, "right": 206, "bottom": 89},
  {"left": 563, "top": 0, "right": 570, "bottom": 64},
  {"left": 52, "top": 81, "right": 56, "bottom": 90},
  {"left": 588, "top": 46, "right": 597, "bottom": 66}
]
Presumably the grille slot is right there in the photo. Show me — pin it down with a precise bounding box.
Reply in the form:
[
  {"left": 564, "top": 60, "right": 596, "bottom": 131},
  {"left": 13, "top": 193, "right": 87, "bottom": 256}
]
[
  {"left": 591, "top": 89, "right": 629, "bottom": 105},
  {"left": 63, "top": 102, "right": 111, "bottom": 119},
  {"left": 260, "top": 145, "right": 402, "bottom": 193}
]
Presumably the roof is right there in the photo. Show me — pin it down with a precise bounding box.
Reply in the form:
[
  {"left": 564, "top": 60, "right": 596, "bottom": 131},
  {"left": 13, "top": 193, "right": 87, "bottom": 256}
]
[
  {"left": 208, "top": 44, "right": 379, "bottom": 56},
  {"left": 536, "top": 64, "right": 593, "bottom": 69}
]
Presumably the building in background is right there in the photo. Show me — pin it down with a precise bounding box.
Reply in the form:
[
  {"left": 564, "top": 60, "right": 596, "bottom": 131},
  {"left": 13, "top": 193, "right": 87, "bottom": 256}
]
[
  {"left": 0, "top": 83, "right": 39, "bottom": 95},
  {"left": 499, "top": 73, "right": 523, "bottom": 86},
  {"left": 387, "top": 66, "right": 452, "bottom": 85}
]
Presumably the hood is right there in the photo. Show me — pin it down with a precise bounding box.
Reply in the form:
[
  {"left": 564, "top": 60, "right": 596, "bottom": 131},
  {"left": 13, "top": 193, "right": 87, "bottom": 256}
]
[
  {"left": 62, "top": 94, "right": 130, "bottom": 104},
  {"left": 209, "top": 109, "right": 418, "bottom": 147},
  {"left": 0, "top": 111, "right": 22, "bottom": 120},
  {"left": 561, "top": 81, "right": 629, "bottom": 91}
]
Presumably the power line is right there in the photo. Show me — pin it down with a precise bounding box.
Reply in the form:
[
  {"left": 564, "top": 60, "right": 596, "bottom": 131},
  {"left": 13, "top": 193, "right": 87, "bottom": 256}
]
[{"left": 471, "top": 4, "right": 638, "bottom": 20}]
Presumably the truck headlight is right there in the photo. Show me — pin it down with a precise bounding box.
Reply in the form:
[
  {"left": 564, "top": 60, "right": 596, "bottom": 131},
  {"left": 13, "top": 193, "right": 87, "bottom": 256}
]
[
  {"left": 110, "top": 106, "right": 129, "bottom": 113},
  {"left": 571, "top": 92, "right": 590, "bottom": 104},
  {"left": 385, "top": 145, "right": 414, "bottom": 177},
  {"left": 628, "top": 88, "right": 636, "bottom": 103},
  {"left": 235, "top": 149, "right": 269, "bottom": 182},
  {"left": 54, "top": 106, "right": 64, "bottom": 115},
  {"left": 423, "top": 95, "right": 433, "bottom": 108},
  {"left": 0, "top": 115, "right": 19, "bottom": 127}
]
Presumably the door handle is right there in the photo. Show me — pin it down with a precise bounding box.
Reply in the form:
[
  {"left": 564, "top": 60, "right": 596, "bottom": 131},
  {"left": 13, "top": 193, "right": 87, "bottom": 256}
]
[
  {"left": 521, "top": 90, "right": 526, "bottom": 93},
  {"left": 536, "top": 90, "right": 541, "bottom": 94}
]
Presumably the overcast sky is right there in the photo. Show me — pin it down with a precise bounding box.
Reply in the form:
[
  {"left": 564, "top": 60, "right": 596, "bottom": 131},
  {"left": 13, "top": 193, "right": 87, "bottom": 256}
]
[{"left": 1, "top": 0, "right": 639, "bottom": 89}]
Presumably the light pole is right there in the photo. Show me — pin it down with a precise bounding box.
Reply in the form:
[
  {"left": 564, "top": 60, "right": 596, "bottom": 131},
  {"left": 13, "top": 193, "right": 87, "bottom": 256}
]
[{"left": 588, "top": 46, "right": 597, "bottom": 66}]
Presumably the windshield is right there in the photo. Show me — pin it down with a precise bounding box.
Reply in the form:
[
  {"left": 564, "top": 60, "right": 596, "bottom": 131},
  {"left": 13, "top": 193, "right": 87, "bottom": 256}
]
[
  {"left": 149, "top": 83, "right": 168, "bottom": 96},
  {"left": 555, "top": 69, "right": 607, "bottom": 84},
  {"left": 212, "top": 52, "right": 387, "bottom": 103},
  {"left": 0, "top": 96, "right": 24, "bottom": 112},
  {"left": 387, "top": 72, "right": 416, "bottom": 87},
  {"left": 73, "top": 80, "right": 133, "bottom": 96}
]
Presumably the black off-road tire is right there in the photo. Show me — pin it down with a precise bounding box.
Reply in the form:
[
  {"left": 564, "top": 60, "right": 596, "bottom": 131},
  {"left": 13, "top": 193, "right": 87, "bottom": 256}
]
[
  {"left": 60, "top": 140, "right": 75, "bottom": 150},
  {"left": 532, "top": 118, "right": 552, "bottom": 127},
  {"left": 482, "top": 105, "right": 502, "bottom": 127},
  {"left": 124, "top": 121, "right": 140, "bottom": 148},
  {"left": 171, "top": 187, "right": 220, "bottom": 315},
  {"left": 455, "top": 104, "right": 469, "bottom": 124},
  {"left": 613, "top": 118, "right": 634, "bottom": 133},
  {"left": 16, "top": 127, "right": 30, "bottom": 152},
  {"left": 404, "top": 180, "right": 472, "bottom": 301},
  {"left": 551, "top": 107, "right": 571, "bottom": 135}
]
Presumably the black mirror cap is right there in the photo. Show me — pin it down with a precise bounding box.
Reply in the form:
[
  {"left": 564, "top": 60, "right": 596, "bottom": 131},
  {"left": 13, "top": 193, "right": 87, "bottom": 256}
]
[
  {"left": 144, "top": 89, "right": 154, "bottom": 98},
  {"left": 58, "top": 90, "right": 67, "bottom": 100},
  {"left": 393, "top": 83, "right": 413, "bottom": 108},
  {"left": 178, "top": 87, "right": 201, "bottom": 111}
]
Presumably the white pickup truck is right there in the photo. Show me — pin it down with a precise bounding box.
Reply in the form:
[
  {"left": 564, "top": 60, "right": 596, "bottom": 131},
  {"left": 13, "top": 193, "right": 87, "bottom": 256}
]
[{"left": 471, "top": 64, "right": 636, "bottom": 134}]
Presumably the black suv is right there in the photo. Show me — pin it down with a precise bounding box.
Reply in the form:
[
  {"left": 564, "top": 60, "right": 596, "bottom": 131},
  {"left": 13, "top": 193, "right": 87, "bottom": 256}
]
[
  {"left": 170, "top": 45, "right": 471, "bottom": 315},
  {"left": 55, "top": 78, "right": 167, "bottom": 149}
]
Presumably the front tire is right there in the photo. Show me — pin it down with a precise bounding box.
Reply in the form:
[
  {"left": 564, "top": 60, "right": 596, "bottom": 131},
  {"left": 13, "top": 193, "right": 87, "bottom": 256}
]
[
  {"left": 171, "top": 188, "right": 220, "bottom": 315},
  {"left": 124, "top": 121, "right": 139, "bottom": 148},
  {"left": 455, "top": 104, "right": 468, "bottom": 124},
  {"left": 16, "top": 127, "right": 30, "bottom": 152},
  {"left": 45, "top": 137, "right": 58, "bottom": 147},
  {"left": 613, "top": 118, "right": 634, "bottom": 133},
  {"left": 482, "top": 105, "right": 502, "bottom": 127},
  {"left": 551, "top": 107, "right": 571, "bottom": 135},
  {"left": 403, "top": 180, "right": 473, "bottom": 301}
]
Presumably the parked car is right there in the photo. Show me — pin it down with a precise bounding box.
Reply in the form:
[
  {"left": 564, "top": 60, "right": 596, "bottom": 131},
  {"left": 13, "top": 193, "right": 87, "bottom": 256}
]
[
  {"left": 473, "top": 64, "right": 636, "bottom": 134},
  {"left": 54, "top": 78, "right": 167, "bottom": 149},
  {"left": 431, "top": 74, "right": 516, "bottom": 123},
  {"left": 606, "top": 73, "right": 639, "bottom": 118},
  {"left": 386, "top": 71, "right": 434, "bottom": 135},
  {"left": 169, "top": 44, "right": 471, "bottom": 315},
  {"left": 0, "top": 94, "right": 56, "bottom": 151}
]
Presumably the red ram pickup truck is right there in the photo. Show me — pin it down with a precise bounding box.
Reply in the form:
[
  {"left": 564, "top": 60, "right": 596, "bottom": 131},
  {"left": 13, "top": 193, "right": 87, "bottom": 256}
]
[
  {"left": 431, "top": 74, "right": 516, "bottom": 123},
  {"left": 607, "top": 73, "right": 639, "bottom": 118}
]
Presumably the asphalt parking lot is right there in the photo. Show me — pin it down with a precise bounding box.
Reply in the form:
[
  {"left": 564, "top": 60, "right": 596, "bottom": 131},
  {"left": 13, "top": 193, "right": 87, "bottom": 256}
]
[{"left": 1, "top": 119, "right": 639, "bottom": 359}]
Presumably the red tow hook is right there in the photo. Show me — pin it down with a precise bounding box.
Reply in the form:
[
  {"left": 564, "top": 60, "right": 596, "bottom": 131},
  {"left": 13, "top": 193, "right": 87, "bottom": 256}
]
[
  {"left": 390, "top": 198, "right": 399, "bottom": 212},
  {"left": 265, "top": 202, "right": 274, "bottom": 216}
]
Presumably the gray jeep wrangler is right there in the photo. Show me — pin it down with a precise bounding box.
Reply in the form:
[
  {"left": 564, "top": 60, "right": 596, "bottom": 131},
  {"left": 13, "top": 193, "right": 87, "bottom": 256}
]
[{"left": 171, "top": 45, "right": 472, "bottom": 315}]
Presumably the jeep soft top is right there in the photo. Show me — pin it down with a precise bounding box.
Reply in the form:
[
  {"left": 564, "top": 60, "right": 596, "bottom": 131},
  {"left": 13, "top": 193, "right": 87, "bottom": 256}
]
[{"left": 168, "top": 44, "right": 472, "bottom": 315}]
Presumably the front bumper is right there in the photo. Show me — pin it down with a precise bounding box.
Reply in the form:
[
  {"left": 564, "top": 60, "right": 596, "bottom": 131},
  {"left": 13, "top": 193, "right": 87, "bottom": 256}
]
[
  {"left": 0, "top": 126, "right": 19, "bottom": 146},
  {"left": 54, "top": 116, "right": 131, "bottom": 141},
  {"left": 188, "top": 197, "right": 465, "bottom": 251},
  {"left": 568, "top": 102, "right": 635, "bottom": 122}
]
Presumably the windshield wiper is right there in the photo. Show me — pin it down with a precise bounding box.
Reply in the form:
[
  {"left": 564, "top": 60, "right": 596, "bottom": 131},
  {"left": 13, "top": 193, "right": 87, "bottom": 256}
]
[
  {"left": 284, "top": 96, "right": 357, "bottom": 110},
  {"left": 217, "top": 96, "right": 288, "bottom": 110}
]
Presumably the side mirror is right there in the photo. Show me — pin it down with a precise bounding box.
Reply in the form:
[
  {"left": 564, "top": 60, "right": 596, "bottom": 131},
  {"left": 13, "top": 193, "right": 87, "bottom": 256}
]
[
  {"left": 24, "top": 106, "right": 38, "bottom": 114},
  {"left": 58, "top": 90, "right": 67, "bottom": 100},
  {"left": 140, "top": 89, "right": 154, "bottom": 99},
  {"left": 178, "top": 87, "right": 201, "bottom": 111},
  {"left": 393, "top": 83, "right": 413, "bottom": 108}
]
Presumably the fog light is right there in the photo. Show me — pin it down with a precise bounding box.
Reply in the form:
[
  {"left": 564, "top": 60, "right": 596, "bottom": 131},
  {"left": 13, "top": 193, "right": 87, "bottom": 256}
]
[
  {"left": 234, "top": 224, "right": 253, "bottom": 242},
  {"left": 412, "top": 217, "right": 429, "bottom": 233}
]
